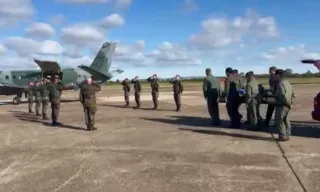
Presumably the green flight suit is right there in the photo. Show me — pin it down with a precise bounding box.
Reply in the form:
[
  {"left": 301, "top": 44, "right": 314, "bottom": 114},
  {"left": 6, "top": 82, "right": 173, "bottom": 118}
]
[
  {"left": 265, "top": 75, "right": 278, "bottom": 125},
  {"left": 48, "top": 82, "right": 64, "bottom": 125},
  {"left": 265, "top": 79, "right": 295, "bottom": 139},
  {"left": 34, "top": 85, "right": 41, "bottom": 116},
  {"left": 131, "top": 79, "right": 142, "bottom": 108},
  {"left": 39, "top": 82, "right": 50, "bottom": 119},
  {"left": 147, "top": 77, "right": 159, "bottom": 109},
  {"left": 224, "top": 75, "right": 244, "bottom": 126},
  {"left": 26, "top": 85, "right": 34, "bottom": 113},
  {"left": 79, "top": 83, "right": 101, "bottom": 130},
  {"left": 245, "top": 78, "right": 262, "bottom": 130},
  {"left": 203, "top": 74, "right": 220, "bottom": 124},
  {"left": 122, "top": 80, "right": 131, "bottom": 107},
  {"left": 170, "top": 79, "right": 184, "bottom": 111}
]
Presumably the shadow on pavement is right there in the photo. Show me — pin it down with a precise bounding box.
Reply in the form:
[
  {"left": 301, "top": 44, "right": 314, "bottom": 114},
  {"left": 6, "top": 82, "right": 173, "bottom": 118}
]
[
  {"left": 11, "top": 111, "right": 86, "bottom": 131},
  {"left": 0, "top": 99, "right": 78, "bottom": 106},
  {"left": 141, "top": 115, "right": 320, "bottom": 139},
  {"left": 103, "top": 104, "right": 175, "bottom": 111}
]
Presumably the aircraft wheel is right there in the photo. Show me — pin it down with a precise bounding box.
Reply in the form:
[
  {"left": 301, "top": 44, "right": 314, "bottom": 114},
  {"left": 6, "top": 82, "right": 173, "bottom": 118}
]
[{"left": 13, "top": 97, "right": 20, "bottom": 105}]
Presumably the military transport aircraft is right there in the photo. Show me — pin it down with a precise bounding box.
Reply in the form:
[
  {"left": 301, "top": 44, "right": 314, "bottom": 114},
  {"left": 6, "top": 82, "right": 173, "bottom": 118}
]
[{"left": 0, "top": 41, "right": 123, "bottom": 105}]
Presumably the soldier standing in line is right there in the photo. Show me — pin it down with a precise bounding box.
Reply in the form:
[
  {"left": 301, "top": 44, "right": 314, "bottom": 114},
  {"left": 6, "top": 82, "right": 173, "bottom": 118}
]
[
  {"left": 224, "top": 67, "right": 243, "bottom": 128},
  {"left": 169, "top": 74, "right": 184, "bottom": 112},
  {"left": 245, "top": 71, "right": 262, "bottom": 130},
  {"left": 39, "top": 76, "right": 51, "bottom": 120},
  {"left": 264, "top": 66, "right": 278, "bottom": 127},
  {"left": 26, "top": 81, "right": 34, "bottom": 113},
  {"left": 48, "top": 75, "right": 64, "bottom": 126},
  {"left": 121, "top": 78, "right": 131, "bottom": 107},
  {"left": 79, "top": 77, "right": 101, "bottom": 131},
  {"left": 131, "top": 76, "right": 142, "bottom": 109},
  {"left": 34, "top": 81, "right": 42, "bottom": 116},
  {"left": 203, "top": 68, "right": 220, "bottom": 125},
  {"left": 263, "top": 69, "right": 295, "bottom": 141},
  {"left": 233, "top": 69, "right": 247, "bottom": 123},
  {"left": 147, "top": 74, "right": 160, "bottom": 110}
]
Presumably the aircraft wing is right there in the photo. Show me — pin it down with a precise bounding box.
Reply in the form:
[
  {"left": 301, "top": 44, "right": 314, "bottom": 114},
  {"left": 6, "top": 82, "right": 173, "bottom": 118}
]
[
  {"left": 0, "top": 82, "right": 26, "bottom": 89},
  {"left": 34, "top": 59, "right": 61, "bottom": 72}
]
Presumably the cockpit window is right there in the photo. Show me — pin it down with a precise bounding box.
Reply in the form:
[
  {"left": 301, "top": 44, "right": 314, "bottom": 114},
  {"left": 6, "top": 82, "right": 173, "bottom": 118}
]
[
  {"left": 12, "top": 75, "right": 16, "bottom": 79},
  {"left": 5, "top": 75, "right": 9, "bottom": 80}
]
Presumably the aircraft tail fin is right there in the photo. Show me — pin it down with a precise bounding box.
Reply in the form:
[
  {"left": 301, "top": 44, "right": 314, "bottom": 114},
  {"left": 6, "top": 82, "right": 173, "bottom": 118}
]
[{"left": 89, "top": 41, "right": 116, "bottom": 74}]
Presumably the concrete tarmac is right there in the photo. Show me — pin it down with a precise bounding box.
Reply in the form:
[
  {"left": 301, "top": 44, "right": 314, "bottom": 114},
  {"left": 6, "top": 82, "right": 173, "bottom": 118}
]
[{"left": 0, "top": 84, "right": 319, "bottom": 192}]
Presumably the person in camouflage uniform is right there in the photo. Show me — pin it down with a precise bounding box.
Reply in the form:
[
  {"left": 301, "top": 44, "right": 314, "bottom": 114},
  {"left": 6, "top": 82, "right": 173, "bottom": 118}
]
[
  {"left": 147, "top": 74, "right": 160, "bottom": 110},
  {"left": 169, "top": 75, "right": 184, "bottom": 112},
  {"left": 224, "top": 67, "right": 244, "bottom": 128},
  {"left": 121, "top": 78, "right": 131, "bottom": 107},
  {"left": 39, "top": 76, "right": 51, "bottom": 120},
  {"left": 264, "top": 66, "right": 278, "bottom": 127},
  {"left": 48, "top": 75, "right": 64, "bottom": 126},
  {"left": 233, "top": 69, "right": 247, "bottom": 123},
  {"left": 34, "top": 81, "right": 42, "bottom": 116},
  {"left": 203, "top": 68, "right": 221, "bottom": 125},
  {"left": 263, "top": 69, "right": 295, "bottom": 141},
  {"left": 245, "top": 71, "right": 263, "bottom": 130},
  {"left": 26, "top": 82, "right": 34, "bottom": 113},
  {"left": 131, "top": 76, "right": 142, "bottom": 109},
  {"left": 79, "top": 77, "right": 101, "bottom": 131}
]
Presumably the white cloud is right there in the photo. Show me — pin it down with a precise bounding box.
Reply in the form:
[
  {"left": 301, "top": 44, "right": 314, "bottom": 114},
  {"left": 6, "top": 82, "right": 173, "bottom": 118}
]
[
  {"left": 98, "top": 13, "right": 125, "bottom": 28},
  {"left": 0, "top": 44, "right": 6, "bottom": 55},
  {"left": 114, "top": 0, "right": 132, "bottom": 8},
  {"left": 57, "top": 0, "right": 110, "bottom": 3},
  {"left": 3, "top": 36, "right": 63, "bottom": 57},
  {"left": 0, "top": 0, "right": 34, "bottom": 27},
  {"left": 189, "top": 10, "right": 280, "bottom": 49},
  {"left": 25, "top": 22, "right": 55, "bottom": 38},
  {"left": 61, "top": 24, "right": 106, "bottom": 46},
  {"left": 182, "top": 0, "right": 198, "bottom": 12},
  {"left": 49, "top": 14, "right": 64, "bottom": 25}
]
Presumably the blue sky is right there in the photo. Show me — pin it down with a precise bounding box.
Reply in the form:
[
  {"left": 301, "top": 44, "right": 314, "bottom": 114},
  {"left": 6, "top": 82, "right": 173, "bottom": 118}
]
[{"left": 0, "top": 0, "right": 320, "bottom": 80}]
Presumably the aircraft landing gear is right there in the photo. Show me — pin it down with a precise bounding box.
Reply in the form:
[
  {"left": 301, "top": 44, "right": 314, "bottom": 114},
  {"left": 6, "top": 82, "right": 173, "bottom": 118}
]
[{"left": 13, "top": 96, "right": 21, "bottom": 105}]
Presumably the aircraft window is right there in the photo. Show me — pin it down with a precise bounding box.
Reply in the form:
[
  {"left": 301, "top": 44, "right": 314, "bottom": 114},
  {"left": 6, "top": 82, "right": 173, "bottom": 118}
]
[
  {"left": 18, "top": 76, "right": 22, "bottom": 79},
  {"left": 5, "top": 75, "right": 9, "bottom": 80},
  {"left": 78, "top": 75, "right": 81, "bottom": 77},
  {"left": 12, "top": 75, "right": 16, "bottom": 79}
]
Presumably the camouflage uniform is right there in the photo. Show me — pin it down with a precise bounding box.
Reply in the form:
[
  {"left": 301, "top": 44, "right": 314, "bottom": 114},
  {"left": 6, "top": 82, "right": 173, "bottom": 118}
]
[
  {"left": 131, "top": 78, "right": 142, "bottom": 108},
  {"left": 203, "top": 70, "right": 221, "bottom": 125},
  {"left": 26, "top": 85, "right": 34, "bottom": 113},
  {"left": 265, "top": 75, "right": 278, "bottom": 126},
  {"left": 121, "top": 79, "right": 131, "bottom": 107},
  {"left": 169, "top": 78, "right": 184, "bottom": 111},
  {"left": 39, "top": 78, "right": 51, "bottom": 120},
  {"left": 48, "top": 78, "right": 64, "bottom": 126},
  {"left": 79, "top": 82, "right": 101, "bottom": 131},
  {"left": 224, "top": 69, "right": 244, "bottom": 127},
  {"left": 147, "top": 76, "right": 160, "bottom": 110},
  {"left": 245, "top": 74, "right": 262, "bottom": 130},
  {"left": 34, "top": 84, "right": 42, "bottom": 116}
]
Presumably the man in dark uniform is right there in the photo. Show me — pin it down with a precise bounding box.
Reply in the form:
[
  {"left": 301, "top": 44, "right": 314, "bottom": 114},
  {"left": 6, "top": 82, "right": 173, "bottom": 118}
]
[
  {"left": 131, "top": 76, "right": 142, "bottom": 109},
  {"left": 169, "top": 74, "right": 184, "bottom": 112},
  {"left": 79, "top": 77, "right": 101, "bottom": 131},
  {"left": 48, "top": 75, "right": 64, "bottom": 126},
  {"left": 26, "top": 81, "right": 35, "bottom": 113},
  {"left": 34, "top": 81, "right": 42, "bottom": 116},
  {"left": 224, "top": 67, "right": 243, "bottom": 128},
  {"left": 233, "top": 69, "right": 247, "bottom": 123},
  {"left": 39, "top": 76, "right": 51, "bottom": 120},
  {"left": 121, "top": 78, "right": 131, "bottom": 107},
  {"left": 203, "top": 68, "right": 220, "bottom": 125},
  {"left": 147, "top": 74, "right": 160, "bottom": 110},
  {"left": 264, "top": 66, "right": 277, "bottom": 127}
]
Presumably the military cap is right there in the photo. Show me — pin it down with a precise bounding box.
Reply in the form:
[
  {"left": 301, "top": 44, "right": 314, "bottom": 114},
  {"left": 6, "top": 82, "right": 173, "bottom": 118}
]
[
  {"left": 205, "top": 68, "right": 211, "bottom": 73},
  {"left": 275, "top": 69, "right": 285, "bottom": 77}
]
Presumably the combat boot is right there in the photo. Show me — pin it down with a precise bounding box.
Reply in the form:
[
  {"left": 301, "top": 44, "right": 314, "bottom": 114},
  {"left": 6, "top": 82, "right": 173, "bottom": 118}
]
[
  {"left": 278, "top": 135, "right": 289, "bottom": 142},
  {"left": 29, "top": 109, "right": 33, "bottom": 113},
  {"left": 36, "top": 112, "right": 41, "bottom": 116}
]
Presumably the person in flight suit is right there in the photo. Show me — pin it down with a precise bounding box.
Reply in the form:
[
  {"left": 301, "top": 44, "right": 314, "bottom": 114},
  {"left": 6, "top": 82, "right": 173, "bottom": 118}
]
[
  {"left": 245, "top": 71, "right": 262, "bottom": 130},
  {"left": 263, "top": 69, "right": 295, "bottom": 141},
  {"left": 169, "top": 75, "right": 184, "bottom": 112},
  {"left": 203, "top": 68, "right": 221, "bottom": 125},
  {"left": 264, "top": 66, "right": 278, "bottom": 127},
  {"left": 121, "top": 78, "right": 131, "bottom": 107},
  {"left": 34, "top": 81, "right": 42, "bottom": 116},
  {"left": 131, "top": 76, "right": 142, "bottom": 109},
  {"left": 79, "top": 77, "right": 101, "bottom": 131},
  {"left": 26, "top": 81, "right": 35, "bottom": 113},
  {"left": 147, "top": 74, "right": 160, "bottom": 110},
  {"left": 224, "top": 67, "right": 243, "bottom": 128},
  {"left": 48, "top": 75, "right": 64, "bottom": 126},
  {"left": 39, "top": 76, "right": 51, "bottom": 120}
]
